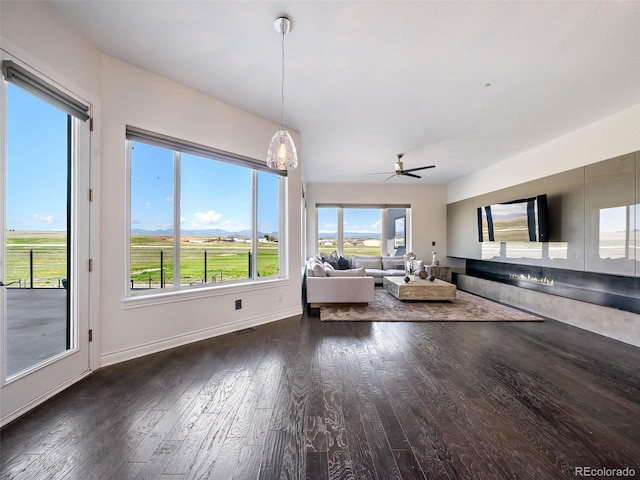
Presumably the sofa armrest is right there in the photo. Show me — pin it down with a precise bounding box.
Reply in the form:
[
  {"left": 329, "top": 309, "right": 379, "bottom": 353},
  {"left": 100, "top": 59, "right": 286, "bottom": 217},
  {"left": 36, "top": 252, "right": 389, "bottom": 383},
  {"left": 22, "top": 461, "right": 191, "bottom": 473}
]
[{"left": 306, "top": 276, "right": 375, "bottom": 304}]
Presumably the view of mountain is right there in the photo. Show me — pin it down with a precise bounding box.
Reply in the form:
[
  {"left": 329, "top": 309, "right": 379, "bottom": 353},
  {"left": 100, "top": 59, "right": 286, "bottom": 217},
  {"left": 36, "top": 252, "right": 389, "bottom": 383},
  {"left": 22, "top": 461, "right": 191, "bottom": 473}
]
[
  {"left": 318, "top": 232, "right": 381, "bottom": 239},
  {"left": 131, "top": 228, "right": 278, "bottom": 238}
]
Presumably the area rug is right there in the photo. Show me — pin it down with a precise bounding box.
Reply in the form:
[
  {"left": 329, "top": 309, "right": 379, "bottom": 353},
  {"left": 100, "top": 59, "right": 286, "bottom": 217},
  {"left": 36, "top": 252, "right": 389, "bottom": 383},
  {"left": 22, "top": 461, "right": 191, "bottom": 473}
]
[{"left": 319, "top": 289, "right": 543, "bottom": 322}]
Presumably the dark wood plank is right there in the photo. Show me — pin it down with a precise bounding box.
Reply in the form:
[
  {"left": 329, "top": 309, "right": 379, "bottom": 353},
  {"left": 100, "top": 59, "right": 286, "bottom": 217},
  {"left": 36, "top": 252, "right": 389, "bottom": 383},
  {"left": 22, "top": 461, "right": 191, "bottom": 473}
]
[
  {"left": 206, "top": 437, "right": 245, "bottom": 480},
  {"left": 2, "top": 311, "right": 640, "bottom": 480},
  {"left": 341, "top": 388, "right": 376, "bottom": 480},
  {"left": 322, "top": 375, "right": 354, "bottom": 480},
  {"left": 392, "top": 449, "right": 426, "bottom": 480},
  {"left": 305, "top": 415, "right": 327, "bottom": 452},
  {"left": 245, "top": 408, "right": 272, "bottom": 446},
  {"left": 232, "top": 445, "right": 263, "bottom": 480},
  {"left": 135, "top": 440, "right": 181, "bottom": 480},
  {"left": 257, "top": 430, "right": 286, "bottom": 480},
  {"left": 306, "top": 451, "right": 329, "bottom": 480}
]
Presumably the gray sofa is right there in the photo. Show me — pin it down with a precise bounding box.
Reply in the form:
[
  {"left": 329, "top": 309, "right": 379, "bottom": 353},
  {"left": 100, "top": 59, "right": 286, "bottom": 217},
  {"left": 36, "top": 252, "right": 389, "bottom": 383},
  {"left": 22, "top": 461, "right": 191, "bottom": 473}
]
[
  {"left": 305, "top": 253, "right": 423, "bottom": 306},
  {"left": 350, "top": 254, "right": 422, "bottom": 284}
]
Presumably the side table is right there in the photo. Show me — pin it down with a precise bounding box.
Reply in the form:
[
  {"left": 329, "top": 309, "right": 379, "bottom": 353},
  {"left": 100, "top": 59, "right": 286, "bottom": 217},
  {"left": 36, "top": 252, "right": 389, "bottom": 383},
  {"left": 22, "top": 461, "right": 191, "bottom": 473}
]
[{"left": 427, "top": 266, "right": 451, "bottom": 283}]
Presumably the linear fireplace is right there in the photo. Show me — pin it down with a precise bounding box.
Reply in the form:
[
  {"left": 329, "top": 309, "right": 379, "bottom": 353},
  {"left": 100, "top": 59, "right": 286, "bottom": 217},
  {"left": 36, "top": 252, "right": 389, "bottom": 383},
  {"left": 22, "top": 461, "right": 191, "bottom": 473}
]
[{"left": 465, "top": 259, "right": 640, "bottom": 314}]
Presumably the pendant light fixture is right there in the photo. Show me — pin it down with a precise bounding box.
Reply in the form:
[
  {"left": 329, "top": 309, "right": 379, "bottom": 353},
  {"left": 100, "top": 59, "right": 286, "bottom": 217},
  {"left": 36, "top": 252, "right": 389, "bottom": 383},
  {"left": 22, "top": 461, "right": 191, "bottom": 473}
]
[{"left": 267, "top": 16, "right": 298, "bottom": 170}]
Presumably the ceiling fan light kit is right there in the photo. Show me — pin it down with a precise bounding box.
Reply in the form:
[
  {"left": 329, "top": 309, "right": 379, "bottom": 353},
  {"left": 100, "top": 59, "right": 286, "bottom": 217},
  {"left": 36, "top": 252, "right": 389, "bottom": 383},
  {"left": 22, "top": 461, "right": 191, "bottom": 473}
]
[{"left": 267, "top": 16, "right": 298, "bottom": 171}]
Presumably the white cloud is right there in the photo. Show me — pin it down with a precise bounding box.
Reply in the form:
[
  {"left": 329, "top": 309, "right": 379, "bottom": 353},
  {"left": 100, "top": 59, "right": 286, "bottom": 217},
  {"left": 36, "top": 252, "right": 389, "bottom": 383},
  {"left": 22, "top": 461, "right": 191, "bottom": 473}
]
[
  {"left": 194, "top": 210, "right": 223, "bottom": 224},
  {"left": 145, "top": 201, "right": 152, "bottom": 207},
  {"left": 319, "top": 222, "right": 338, "bottom": 233},
  {"left": 33, "top": 214, "right": 54, "bottom": 225}
]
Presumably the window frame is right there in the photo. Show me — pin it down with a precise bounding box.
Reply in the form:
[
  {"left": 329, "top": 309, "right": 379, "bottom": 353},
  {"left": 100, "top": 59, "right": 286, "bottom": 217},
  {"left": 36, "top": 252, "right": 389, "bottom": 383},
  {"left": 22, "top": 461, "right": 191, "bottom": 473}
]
[
  {"left": 125, "top": 127, "right": 286, "bottom": 300},
  {"left": 316, "top": 203, "right": 411, "bottom": 257}
]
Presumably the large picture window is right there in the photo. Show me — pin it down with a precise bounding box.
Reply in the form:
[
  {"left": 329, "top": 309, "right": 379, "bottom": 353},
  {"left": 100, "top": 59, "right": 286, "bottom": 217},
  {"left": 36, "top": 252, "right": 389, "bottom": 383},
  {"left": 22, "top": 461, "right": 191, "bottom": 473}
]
[
  {"left": 317, "top": 205, "right": 410, "bottom": 258},
  {"left": 128, "top": 128, "right": 284, "bottom": 294}
]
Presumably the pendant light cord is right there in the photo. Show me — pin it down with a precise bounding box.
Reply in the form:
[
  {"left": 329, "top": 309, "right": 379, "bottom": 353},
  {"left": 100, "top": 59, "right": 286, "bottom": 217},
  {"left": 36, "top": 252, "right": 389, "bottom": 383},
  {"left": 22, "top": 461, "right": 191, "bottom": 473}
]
[{"left": 280, "top": 26, "right": 286, "bottom": 130}]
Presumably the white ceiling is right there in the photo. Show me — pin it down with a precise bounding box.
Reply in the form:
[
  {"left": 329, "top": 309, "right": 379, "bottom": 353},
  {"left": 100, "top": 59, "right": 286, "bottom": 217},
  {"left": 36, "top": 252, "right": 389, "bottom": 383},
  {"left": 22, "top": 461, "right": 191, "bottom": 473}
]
[{"left": 48, "top": 1, "right": 640, "bottom": 184}]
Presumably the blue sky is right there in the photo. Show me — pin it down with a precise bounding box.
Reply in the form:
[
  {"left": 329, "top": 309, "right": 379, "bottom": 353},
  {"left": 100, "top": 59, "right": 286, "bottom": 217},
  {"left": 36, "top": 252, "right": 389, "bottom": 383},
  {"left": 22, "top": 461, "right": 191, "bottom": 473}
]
[
  {"left": 6, "top": 84, "right": 68, "bottom": 231},
  {"left": 7, "top": 83, "right": 279, "bottom": 235},
  {"left": 130, "top": 144, "right": 280, "bottom": 234},
  {"left": 317, "top": 207, "right": 382, "bottom": 234}
]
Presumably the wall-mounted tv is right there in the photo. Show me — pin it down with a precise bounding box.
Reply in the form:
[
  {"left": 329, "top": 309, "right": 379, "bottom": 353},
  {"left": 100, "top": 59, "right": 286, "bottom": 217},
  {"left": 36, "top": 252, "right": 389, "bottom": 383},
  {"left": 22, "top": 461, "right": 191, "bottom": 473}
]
[{"left": 477, "top": 194, "right": 548, "bottom": 242}]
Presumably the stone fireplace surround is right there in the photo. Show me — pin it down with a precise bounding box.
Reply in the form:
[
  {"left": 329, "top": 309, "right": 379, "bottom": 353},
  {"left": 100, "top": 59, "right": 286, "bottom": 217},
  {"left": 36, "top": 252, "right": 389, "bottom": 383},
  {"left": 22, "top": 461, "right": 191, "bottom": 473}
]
[{"left": 456, "top": 259, "right": 640, "bottom": 347}]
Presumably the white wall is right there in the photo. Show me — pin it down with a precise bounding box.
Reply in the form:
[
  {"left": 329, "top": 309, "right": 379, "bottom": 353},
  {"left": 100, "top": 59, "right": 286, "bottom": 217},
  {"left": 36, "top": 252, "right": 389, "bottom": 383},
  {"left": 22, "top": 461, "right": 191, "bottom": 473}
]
[
  {"left": 1, "top": 1, "right": 304, "bottom": 370},
  {"left": 100, "top": 56, "right": 303, "bottom": 365},
  {"left": 305, "top": 183, "right": 448, "bottom": 265},
  {"left": 0, "top": 1, "right": 102, "bottom": 100},
  {"left": 448, "top": 103, "right": 640, "bottom": 203}
]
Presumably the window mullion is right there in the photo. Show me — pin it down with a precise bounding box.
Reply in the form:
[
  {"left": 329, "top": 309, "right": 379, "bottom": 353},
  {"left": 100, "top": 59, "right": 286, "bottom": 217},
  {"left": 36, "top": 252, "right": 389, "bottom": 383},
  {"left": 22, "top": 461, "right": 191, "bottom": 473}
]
[
  {"left": 381, "top": 208, "right": 388, "bottom": 256},
  {"left": 251, "top": 170, "right": 258, "bottom": 279},
  {"left": 173, "top": 151, "right": 181, "bottom": 288},
  {"left": 337, "top": 208, "right": 344, "bottom": 255}
]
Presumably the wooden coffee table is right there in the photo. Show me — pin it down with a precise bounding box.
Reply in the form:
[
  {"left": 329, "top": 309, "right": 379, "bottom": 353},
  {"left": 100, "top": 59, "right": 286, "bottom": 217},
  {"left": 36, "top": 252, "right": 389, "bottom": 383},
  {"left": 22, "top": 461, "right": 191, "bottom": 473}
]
[{"left": 383, "top": 276, "right": 457, "bottom": 301}]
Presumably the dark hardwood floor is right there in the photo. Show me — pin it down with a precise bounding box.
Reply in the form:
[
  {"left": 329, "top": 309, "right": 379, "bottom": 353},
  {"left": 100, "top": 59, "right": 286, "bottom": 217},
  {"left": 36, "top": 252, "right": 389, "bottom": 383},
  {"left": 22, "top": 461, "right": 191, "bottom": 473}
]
[{"left": 2, "top": 308, "right": 639, "bottom": 479}]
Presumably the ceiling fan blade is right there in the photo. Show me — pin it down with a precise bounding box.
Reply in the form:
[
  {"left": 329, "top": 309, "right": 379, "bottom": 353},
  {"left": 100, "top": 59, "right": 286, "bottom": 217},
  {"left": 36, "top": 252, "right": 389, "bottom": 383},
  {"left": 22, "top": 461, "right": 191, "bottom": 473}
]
[
  {"left": 402, "top": 165, "right": 435, "bottom": 173},
  {"left": 383, "top": 173, "right": 397, "bottom": 181},
  {"left": 366, "top": 171, "right": 395, "bottom": 175},
  {"left": 402, "top": 172, "right": 422, "bottom": 179}
]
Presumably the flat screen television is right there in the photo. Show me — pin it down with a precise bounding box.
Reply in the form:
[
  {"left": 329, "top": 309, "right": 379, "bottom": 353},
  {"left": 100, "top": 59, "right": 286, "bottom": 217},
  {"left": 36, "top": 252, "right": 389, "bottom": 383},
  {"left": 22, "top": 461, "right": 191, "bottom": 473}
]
[{"left": 477, "top": 194, "right": 548, "bottom": 242}]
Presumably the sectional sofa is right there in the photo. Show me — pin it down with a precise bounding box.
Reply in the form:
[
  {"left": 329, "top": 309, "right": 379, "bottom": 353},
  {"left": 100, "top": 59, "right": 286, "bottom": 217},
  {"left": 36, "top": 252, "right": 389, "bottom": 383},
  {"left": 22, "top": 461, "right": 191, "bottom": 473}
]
[{"left": 304, "top": 253, "right": 423, "bottom": 306}]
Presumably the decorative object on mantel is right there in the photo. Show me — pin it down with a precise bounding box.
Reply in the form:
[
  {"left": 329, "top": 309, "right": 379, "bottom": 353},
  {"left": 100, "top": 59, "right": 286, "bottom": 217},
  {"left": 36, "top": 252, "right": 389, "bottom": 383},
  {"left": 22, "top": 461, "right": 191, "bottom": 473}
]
[
  {"left": 404, "top": 276, "right": 410, "bottom": 283},
  {"left": 267, "top": 16, "right": 298, "bottom": 170},
  {"left": 428, "top": 275, "right": 435, "bottom": 281},
  {"left": 319, "top": 289, "right": 544, "bottom": 322},
  {"left": 431, "top": 251, "right": 439, "bottom": 266}
]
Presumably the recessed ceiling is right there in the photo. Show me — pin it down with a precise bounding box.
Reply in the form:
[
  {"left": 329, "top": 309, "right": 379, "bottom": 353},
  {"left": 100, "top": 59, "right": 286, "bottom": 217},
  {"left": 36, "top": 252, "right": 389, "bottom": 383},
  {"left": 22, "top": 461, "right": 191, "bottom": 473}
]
[{"left": 48, "top": 1, "right": 640, "bottom": 184}]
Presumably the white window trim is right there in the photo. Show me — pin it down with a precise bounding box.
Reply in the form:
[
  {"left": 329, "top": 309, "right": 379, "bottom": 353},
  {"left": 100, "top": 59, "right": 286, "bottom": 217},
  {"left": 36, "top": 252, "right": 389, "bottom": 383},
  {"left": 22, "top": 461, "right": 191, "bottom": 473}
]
[{"left": 124, "top": 132, "right": 286, "bottom": 300}]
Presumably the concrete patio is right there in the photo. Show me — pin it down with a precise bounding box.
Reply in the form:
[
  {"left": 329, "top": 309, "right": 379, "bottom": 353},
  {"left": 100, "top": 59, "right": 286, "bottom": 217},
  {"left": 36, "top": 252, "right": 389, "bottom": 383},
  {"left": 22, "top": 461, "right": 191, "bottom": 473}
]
[{"left": 5, "top": 288, "right": 67, "bottom": 377}]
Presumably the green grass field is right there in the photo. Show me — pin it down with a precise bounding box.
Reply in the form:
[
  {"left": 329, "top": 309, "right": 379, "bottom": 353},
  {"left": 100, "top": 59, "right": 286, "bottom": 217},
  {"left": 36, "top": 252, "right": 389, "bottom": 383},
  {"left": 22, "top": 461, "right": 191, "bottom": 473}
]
[
  {"left": 7, "top": 232, "right": 431, "bottom": 289},
  {"left": 481, "top": 215, "right": 533, "bottom": 242},
  {"left": 5, "top": 232, "right": 279, "bottom": 289},
  {"left": 318, "top": 244, "right": 382, "bottom": 257},
  {"left": 5, "top": 232, "right": 67, "bottom": 288}
]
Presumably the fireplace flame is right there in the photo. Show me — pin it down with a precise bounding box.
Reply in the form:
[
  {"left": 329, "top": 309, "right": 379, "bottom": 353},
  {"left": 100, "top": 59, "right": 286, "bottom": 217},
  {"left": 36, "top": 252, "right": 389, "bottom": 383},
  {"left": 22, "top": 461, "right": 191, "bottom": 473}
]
[{"left": 509, "top": 273, "right": 554, "bottom": 286}]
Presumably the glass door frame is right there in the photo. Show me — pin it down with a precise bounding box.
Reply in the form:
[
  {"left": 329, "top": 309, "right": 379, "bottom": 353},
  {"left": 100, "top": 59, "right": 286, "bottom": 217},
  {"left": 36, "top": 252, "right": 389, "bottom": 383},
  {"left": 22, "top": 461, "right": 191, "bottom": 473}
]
[{"left": 0, "top": 55, "right": 93, "bottom": 426}]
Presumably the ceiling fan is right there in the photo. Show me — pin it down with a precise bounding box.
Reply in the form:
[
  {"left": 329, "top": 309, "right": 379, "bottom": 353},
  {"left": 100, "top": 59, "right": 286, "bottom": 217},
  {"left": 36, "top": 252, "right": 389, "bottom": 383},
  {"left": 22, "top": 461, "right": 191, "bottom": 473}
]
[{"left": 368, "top": 154, "right": 435, "bottom": 181}]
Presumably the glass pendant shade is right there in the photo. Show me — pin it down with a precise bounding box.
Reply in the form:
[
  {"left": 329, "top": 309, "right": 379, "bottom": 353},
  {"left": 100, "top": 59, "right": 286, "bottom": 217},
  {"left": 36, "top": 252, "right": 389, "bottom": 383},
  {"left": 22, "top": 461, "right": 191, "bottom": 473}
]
[{"left": 267, "top": 128, "right": 298, "bottom": 170}]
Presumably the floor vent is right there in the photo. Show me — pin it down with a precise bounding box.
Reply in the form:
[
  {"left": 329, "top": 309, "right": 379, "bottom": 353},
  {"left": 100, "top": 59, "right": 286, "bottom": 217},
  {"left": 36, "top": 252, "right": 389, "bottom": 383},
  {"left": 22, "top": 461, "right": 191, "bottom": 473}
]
[{"left": 233, "top": 327, "right": 257, "bottom": 336}]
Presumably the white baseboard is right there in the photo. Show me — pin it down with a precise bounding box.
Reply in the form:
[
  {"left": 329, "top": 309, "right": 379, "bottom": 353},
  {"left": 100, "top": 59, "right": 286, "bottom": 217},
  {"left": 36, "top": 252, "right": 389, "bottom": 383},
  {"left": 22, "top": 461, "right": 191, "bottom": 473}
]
[
  {"left": 1, "top": 369, "right": 93, "bottom": 428},
  {"left": 100, "top": 307, "right": 302, "bottom": 368}
]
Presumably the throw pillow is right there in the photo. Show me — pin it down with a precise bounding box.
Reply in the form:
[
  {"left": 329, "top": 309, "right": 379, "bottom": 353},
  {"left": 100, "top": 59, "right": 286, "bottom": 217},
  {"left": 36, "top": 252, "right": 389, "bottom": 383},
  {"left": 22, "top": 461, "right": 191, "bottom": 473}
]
[
  {"left": 323, "top": 261, "right": 335, "bottom": 271},
  {"left": 337, "top": 256, "right": 350, "bottom": 270},
  {"left": 353, "top": 256, "right": 383, "bottom": 269},
  {"left": 382, "top": 256, "right": 405, "bottom": 270},
  {"left": 324, "top": 251, "right": 340, "bottom": 269},
  {"left": 311, "top": 261, "right": 327, "bottom": 277},
  {"left": 326, "top": 267, "right": 366, "bottom": 277}
]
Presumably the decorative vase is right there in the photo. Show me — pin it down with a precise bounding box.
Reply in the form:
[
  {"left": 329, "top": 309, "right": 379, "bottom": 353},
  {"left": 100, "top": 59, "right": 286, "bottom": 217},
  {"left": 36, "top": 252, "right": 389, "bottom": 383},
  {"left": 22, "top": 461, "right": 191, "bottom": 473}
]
[
  {"left": 418, "top": 265, "right": 428, "bottom": 279},
  {"left": 431, "top": 251, "right": 438, "bottom": 266}
]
